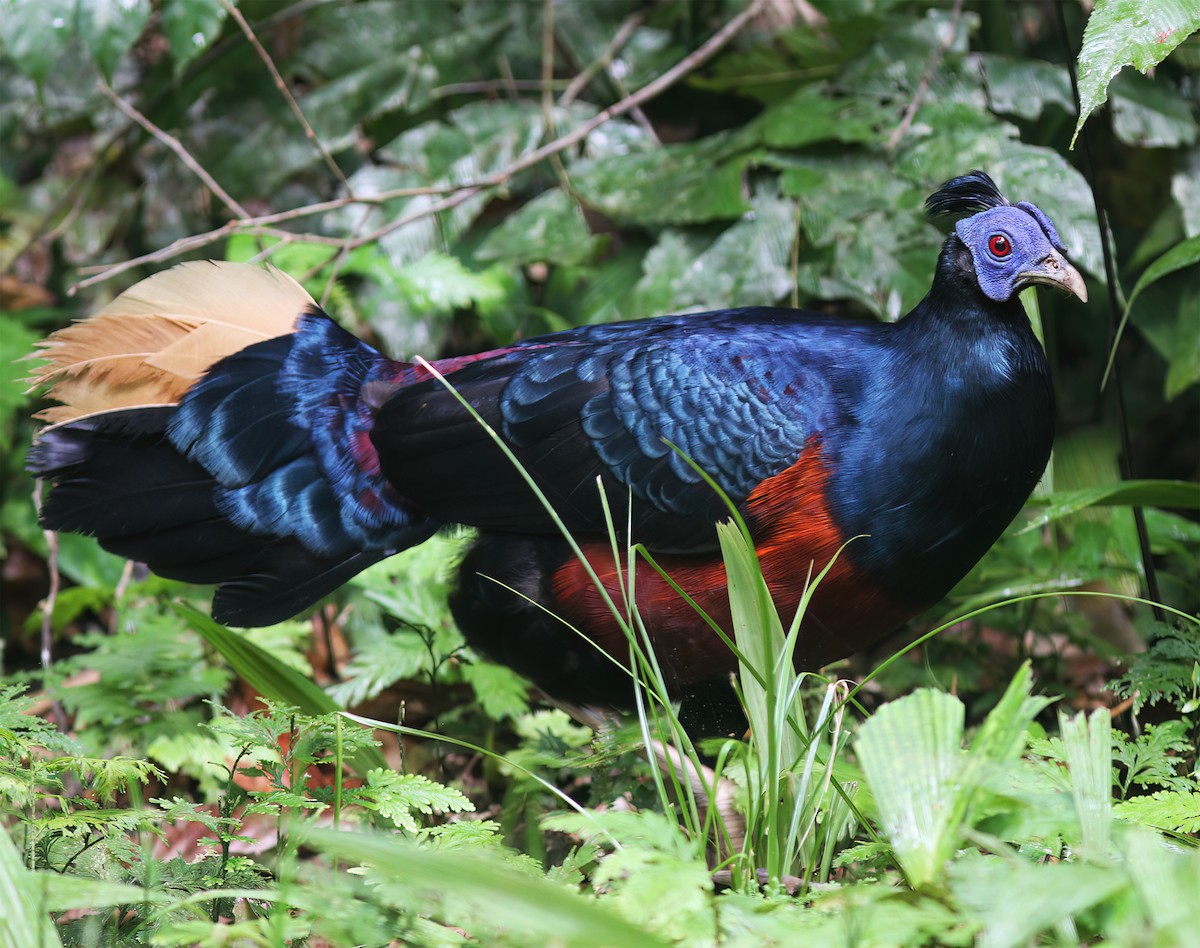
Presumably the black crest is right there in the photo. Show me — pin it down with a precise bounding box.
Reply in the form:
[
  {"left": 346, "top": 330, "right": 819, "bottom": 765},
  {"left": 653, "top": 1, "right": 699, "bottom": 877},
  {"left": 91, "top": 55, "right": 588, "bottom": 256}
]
[{"left": 925, "top": 170, "right": 1010, "bottom": 219}]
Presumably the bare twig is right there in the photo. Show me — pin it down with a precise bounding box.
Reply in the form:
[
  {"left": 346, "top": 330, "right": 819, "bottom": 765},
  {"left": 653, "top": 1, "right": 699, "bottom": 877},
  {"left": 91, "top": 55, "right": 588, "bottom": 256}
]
[
  {"left": 559, "top": 12, "right": 645, "bottom": 107},
  {"left": 72, "top": 0, "right": 766, "bottom": 290},
  {"left": 886, "top": 0, "right": 966, "bottom": 152},
  {"left": 99, "top": 82, "right": 252, "bottom": 220},
  {"left": 542, "top": 0, "right": 556, "bottom": 122},
  {"left": 351, "top": 0, "right": 767, "bottom": 250},
  {"left": 433, "top": 78, "right": 569, "bottom": 98},
  {"left": 558, "top": 11, "right": 659, "bottom": 143},
  {"left": 221, "top": 0, "right": 354, "bottom": 194}
]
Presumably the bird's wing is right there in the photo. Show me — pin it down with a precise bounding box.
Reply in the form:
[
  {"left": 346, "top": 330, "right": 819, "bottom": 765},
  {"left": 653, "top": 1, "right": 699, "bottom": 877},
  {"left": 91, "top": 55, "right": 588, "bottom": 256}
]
[{"left": 373, "top": 310, "right": 857, "bottom": 550}]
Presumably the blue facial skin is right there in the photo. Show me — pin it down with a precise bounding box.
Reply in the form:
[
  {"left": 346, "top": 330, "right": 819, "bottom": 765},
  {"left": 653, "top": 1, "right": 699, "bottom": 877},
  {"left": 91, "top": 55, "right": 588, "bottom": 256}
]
[{"left": 955, "top": 204, "right": 1088, "bottom": 304}]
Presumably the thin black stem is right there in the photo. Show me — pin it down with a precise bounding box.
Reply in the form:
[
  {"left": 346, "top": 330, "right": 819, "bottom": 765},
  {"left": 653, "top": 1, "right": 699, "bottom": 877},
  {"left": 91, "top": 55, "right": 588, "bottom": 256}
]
[{"left": 1052, "top": 0, "right": 1165, "bottom": 623}]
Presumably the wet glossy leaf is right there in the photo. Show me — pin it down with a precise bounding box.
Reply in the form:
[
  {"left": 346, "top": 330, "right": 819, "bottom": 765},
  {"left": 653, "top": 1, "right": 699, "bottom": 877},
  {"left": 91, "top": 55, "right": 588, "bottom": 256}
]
[
  {"left": 757, "top": 85, "right": 892, "bottom": 147},
  {"left": 632, "top": 192, "right": 796, "bottom": 314},
  {"left": 161, "top": 0, "right": 226, "bottom": 73},
  {"left": 77, "top": 0, "right": 151, "bottom": 81},
  {"left": 477, "top": 189, "right": 603, "bottom": 267},
  {"left": 977, "top": 53, "right": 1075, "bottom": 121},
  {"left": 1109, "top": 71, "right": 1198, "bottom": 148},
  {"left": 572, "top": 134, "right": 758, "bottom": 227},
  {"left": 0, "top": 0, "right": 75, "bottom": 83},
  {"left": 1073, "top": 0, "right": 1200, "bottom": 145},
  {"left": 1172, "top": 151, "right": 1200, "bottom": 235},
  {"left": 839, "top": 8, "right": 979, "bottom": 101},
  {"left": 1021, "top": 479, "right": 1200, "bottom": 533}
]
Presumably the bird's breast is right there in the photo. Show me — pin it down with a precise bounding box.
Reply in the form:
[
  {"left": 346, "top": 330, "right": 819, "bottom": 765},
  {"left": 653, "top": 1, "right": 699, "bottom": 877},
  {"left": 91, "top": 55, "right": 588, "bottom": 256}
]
[{"left": 547, "top": 438, "right": 917, "bottom": 682}]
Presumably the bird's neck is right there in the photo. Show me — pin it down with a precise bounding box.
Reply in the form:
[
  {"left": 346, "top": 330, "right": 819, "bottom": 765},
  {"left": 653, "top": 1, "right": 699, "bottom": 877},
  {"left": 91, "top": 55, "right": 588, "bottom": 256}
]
[
  {"left": 827, "top": 238, "right": 1055, "bottom": 607},
  {"left": 898, "top": 238, "right": 1044, "bottom": 386}
]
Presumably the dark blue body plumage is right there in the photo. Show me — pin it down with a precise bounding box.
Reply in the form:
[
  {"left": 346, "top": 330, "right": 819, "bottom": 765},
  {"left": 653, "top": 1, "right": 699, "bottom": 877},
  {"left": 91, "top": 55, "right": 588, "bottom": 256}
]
[{"left": 30, "top": 171, "right": 1086, "bottom": 717}]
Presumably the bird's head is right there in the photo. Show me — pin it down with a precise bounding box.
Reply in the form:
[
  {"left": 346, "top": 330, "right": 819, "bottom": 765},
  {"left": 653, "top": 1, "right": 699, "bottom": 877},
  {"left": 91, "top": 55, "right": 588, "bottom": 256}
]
[{"left": 927, "top": 170, "right": 1088, "bottom": 305}]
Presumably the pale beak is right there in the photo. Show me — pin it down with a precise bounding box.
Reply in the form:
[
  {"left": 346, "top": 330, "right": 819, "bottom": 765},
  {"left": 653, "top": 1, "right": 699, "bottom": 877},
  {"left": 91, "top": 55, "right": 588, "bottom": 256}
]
[{"left": 1019, "top": 248, "right": 1088, "bottom": 303}]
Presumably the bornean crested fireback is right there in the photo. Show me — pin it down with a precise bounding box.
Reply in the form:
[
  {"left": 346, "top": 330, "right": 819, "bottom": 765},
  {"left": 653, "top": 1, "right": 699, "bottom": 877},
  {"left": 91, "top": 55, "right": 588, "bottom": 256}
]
[{"left": 29, "top": 170, "right": 1087, "bottom": 722}]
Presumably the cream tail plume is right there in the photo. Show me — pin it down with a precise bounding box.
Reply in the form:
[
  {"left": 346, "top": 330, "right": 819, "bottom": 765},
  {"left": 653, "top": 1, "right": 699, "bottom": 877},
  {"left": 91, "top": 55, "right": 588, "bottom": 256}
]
[{"left": 29, "top": 261, "right": 313, "bottom": 428}]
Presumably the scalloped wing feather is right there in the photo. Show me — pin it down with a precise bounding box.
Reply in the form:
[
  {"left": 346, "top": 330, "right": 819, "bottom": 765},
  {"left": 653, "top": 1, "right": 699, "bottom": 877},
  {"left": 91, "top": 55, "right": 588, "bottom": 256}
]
[{"left": 30, "top": 261, "right": 314, "bottom": 427}]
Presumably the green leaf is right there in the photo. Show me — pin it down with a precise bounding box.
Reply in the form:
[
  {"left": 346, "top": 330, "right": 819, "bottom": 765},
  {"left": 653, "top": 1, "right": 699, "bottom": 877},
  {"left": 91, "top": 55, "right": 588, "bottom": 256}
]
[
  {"left": 161, "top": 0, "right": 227, "bottom": 73},
  {"left": 1174, "top": 156, "right": 1200, "bottom": 236},
  {"left": 0, "top": 0, "right": 75, "bottom": 84},
  {"left": 855, "top": 688, "right": 966, "bottom": 890},
  {"left": 361, "top": 770, "right": 474, "bottom": 832},
  {"left": 1073, "top": 0, "right": 1200, "bottom": 146},
  {"left": 783, "top": 158, "right": 937, "bottom": 318},
  {"left": 28, "top": 872, "right": 172, "bottom": 912},
  {"left": 0, "top": 319, "right": 37, "bottom": 453},
  {"left": 571, "top": 135, "right": 757, "bottom": 227},
  {"left": 1104, "top": 235, "right": 1200, "bottom": 396},
  {"left": 476, "top": 189, "right": 602, "bottom": 268},
  {"left": 1112, "top": 721, "right": 1194, "bottom": 796},
  {"left": 717, "top": 518, "right": 802, "bottom": 769},
  {"left": 173, "top": 604, "right": 388, "bottom": 776},
  {"left": 950, "top": 856, "right": 1127, "bottom": 948},
  {"left": 1115, "top": 789, "right": 1200, "bottom": 834},
  {"left": 1109, "top": 71, "right": 1198, "bottom": 148},
  {"left": 1059, "top": 708, "right": 1113, "bottom": 859},
  {"left": 632, "top": 191, "right": 797, "bottom": 314},
  {"left": 1019, "top": 479, "right": 1200, "bottom": 533},
  {"left": 302, "top": 827, "right": 672, "bottom": 948},
  {"left": 1122, "top": 829, "right": 1200, "bottom": 938},
  {"left": 460, "top": 660, "right": 531, "bottom": 721},
  {"left": 978, "top": 53, "right": 1075, "bottom": 122},
  {"left": 0, "top": 824, "right": 62, "bottom": 948},
  {"left": 1109, "top": 623, "right": 1200, "bottom": 714},
  {"left": 756, "top": 85, "right": 891, "bottom": 148},
  {"left": 76, "top": 0, "right": 152, "bottom": 81}
]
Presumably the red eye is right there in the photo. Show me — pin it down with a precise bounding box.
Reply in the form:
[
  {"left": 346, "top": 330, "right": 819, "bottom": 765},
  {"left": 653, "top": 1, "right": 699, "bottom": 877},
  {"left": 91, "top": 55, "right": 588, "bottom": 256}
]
[{"left": 988, "top": 234, "right": 1011, "bottom": 257}]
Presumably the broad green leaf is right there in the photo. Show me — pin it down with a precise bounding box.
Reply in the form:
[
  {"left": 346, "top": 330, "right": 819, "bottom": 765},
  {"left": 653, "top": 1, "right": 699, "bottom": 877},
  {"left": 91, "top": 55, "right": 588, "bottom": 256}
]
[
  {"left": 855, "top": 688, "right": 966, "bottom": 890},
  {"left": 161, "top": 0, "right": 226, "bottom": 73},
  {"left": 1122, "top": 828, "right": 1200, "bottom": 940},
  {"left": 950, "top": 856, "right": 1127, "bottom": 948},
  {"left": 632, "top": 192, "right": 797, "bottom": 314},
  {"left": 839, "top": 9, "right": 978, "bottom": 102},
  {"left": 0, "top": 824, "right": 61, "bottom": 948},
  {"left": 756, "top": 85, "right": 891, "bottom": 148},
  {"left": 977, "top": 53, "right": 1075, "bottom": 122},
  {"left": 477, "top": 189, "right": 603, "bottom": 267},
  {"left": 1059, "top": 708, "right": 1113, "bottom": 859},
  {"left": 27, "top": 872, "right": 172, "bottom": 912},
  {"left": 1019, "top": 479, "right": 1200, "bottom": 533},
  {"left": 77, "top": 0, "right": 152, "bottom": 81},
  {"left": 1173, "top": 153, "right": 1200, "bottom": 236},
  {"left": 1073, "top": 0, "right": 1200, "bottom": 146},
  {"left": 1108, "top": 71, "right": 1198, "bottom": 148},
  {"left": 571, "top": 135, "right": 757, "bottom": 227},
  {"left": 302, "top": 828, "right": 672, "bottom": 948},
  {"left": 699, "top": 15, "right": 887, "bottom": 102},
  {"left": 0, "top": 0, "right": 74, "bottom": 84},
  {"left": 777, "top": 156, "right": 936, "bottom": 317},
  {"left": 1102, "top": 234, "right": 1200, "bottom": 389}
]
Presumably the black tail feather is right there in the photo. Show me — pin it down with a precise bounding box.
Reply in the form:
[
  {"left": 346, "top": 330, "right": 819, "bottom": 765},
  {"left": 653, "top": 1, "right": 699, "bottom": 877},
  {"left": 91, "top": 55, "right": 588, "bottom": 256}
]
[{"left": 30, "top": 407, "right": 392, "bottom": 626}]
